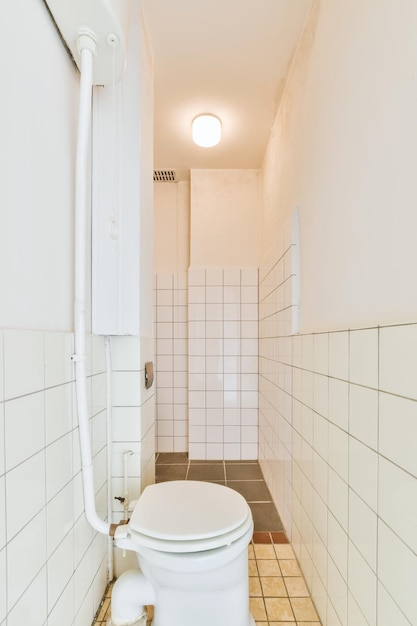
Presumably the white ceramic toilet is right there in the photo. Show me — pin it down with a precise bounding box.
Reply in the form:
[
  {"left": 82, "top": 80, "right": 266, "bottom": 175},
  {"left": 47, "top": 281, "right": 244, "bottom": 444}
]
[{"left": 114, "top": 480, "right": 255, "bottom": 626}]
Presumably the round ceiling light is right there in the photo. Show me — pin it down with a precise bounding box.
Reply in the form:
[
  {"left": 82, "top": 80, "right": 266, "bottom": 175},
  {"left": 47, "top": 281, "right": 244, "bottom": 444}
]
[{"left": 192, "top": 114, "right": 222, "bottom": 147}]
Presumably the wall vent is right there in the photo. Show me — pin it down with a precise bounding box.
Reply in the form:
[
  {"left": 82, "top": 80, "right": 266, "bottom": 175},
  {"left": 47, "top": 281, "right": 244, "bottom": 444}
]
[{"left": 153, "top": 170, "right": 176, "bottom": 182}]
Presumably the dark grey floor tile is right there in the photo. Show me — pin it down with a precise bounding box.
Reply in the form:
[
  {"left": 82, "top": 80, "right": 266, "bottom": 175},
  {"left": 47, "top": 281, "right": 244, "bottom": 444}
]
[
  {"left": 227, "top": 480, "right": 272, "bottom": 502},
  {"left": 187, "top": 464, "right": 225, "bottom": 481},
  {"left": 156, "top": 452, "right": 188, "bottom": 464},
  {"left": 249, "top": 502, "right": 284, "bottom": 532},
  {"left": 225, "top": 463, "right": 264, "bottom": 480},
  {"left": 156, "top": 464, "right": 188, "bottom": 482}
]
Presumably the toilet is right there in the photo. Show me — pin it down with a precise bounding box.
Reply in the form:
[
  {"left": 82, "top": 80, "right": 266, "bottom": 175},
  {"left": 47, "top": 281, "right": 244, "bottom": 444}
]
[{"left": 114, "top": 480, "right": 255, "bottom": 626}]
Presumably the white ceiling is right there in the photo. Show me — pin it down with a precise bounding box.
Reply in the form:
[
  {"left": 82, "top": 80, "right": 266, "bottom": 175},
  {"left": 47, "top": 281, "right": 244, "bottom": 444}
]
[{"left": 141, "top": 0, "right": 312, "bottom": 178}]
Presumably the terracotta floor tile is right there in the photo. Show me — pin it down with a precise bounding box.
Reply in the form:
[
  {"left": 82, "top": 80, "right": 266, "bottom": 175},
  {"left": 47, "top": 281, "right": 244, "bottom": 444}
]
[
  {"left": 254, "top": 544, "right": 277, "bottom": 559},
  {"left": 256, "top": 559, "right": 281, "bottom": 576},
  {"left": 252, "top": 531, "right": 272, "bottom": 543},
  {"left": 248, "top": 544, "right": 255, "bottom": 559},
  {"left": 290, "top": 598, "right": 320, "bottom": 622},
  {"left": 249, "top": 559, "right": 259, "bottom": 576},
  {"left": 260, "top": 576, "right": 287, "bottom": 597},
  {"left": 279, "top": 559, "right": 302, "bottom": 576},
  {"left": 271, "top": 531, "right": 289, "bottom": 543},
  {"left": 249, "top": 577, "right": 263, "bottom": 597},
  {"left": 284, "top": 576, "right": 309, "bottom": 597},
  {"left": 250, "top": 597, "right": 267, "bottom": 621},
  {"left": 264, "top": 597, "right": 295, "bottom": 621}
]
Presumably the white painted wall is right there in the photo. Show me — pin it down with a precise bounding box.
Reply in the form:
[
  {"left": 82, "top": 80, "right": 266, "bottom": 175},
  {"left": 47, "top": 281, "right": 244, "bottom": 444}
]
[
  {"left": 262, "top": 0, "right": 417, "bottom": 332},
  {"left": 190, "top": 169, "right": 261, "bottom": 268},
  {"left": 0, "top": 0, "right": 79, "bottom": 331},
  {"left": 154, "top": 181, "right": 190, "bottom": 273}
]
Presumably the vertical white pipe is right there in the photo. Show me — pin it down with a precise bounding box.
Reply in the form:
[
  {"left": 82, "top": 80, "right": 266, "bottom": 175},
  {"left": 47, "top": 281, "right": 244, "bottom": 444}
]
[
  {"left": 74, "top": 44, "right": 110, "bottom": 537},
  {"left": 105, "top": 335, "right": 114, "bottom": 578}
]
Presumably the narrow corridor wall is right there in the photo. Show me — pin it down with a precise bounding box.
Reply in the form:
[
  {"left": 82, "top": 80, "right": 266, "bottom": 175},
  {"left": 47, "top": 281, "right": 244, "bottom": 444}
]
[
  {"left": 260, "top": 1, "right": 417, "bottom": 625},
  {"left": 262, "top": 0, "right": 417, "bottom": 332}
]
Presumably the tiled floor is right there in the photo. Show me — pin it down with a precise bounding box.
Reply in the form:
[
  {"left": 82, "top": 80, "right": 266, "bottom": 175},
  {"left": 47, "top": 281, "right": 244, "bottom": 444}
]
[{"left": 93, "top": 454, "right": 321, "bottom": 626}]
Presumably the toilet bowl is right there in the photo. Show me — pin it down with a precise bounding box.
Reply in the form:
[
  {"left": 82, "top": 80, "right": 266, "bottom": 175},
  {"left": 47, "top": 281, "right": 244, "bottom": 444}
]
[{"left": 114, "top": 480, "right": 255, "bottom": 626}]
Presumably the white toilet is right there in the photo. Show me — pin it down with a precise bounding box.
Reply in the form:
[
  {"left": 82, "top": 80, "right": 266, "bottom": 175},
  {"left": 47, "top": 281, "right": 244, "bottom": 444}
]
[{"left": 114, "top": 480, "right": 255, "bottom": 626}]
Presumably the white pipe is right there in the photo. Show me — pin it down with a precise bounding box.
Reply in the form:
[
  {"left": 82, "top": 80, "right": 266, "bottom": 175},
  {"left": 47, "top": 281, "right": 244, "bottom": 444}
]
[
  {"left": 105, "top": 336, "right": 114, "bottom": 578},
  {"left": 73, "top": 41, "right": 110, "bottom": 536},
  {"left": 123, "top": 450, "right": 133, "bottom": 520},
  {"left": 109, "top": 569, "right": 155, "bottom": 626}
]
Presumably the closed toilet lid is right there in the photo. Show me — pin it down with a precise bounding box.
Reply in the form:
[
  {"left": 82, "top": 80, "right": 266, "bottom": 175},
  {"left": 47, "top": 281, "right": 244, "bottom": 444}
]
[{"left": 129, "top": 480, "right": 250, "bottom": 543}]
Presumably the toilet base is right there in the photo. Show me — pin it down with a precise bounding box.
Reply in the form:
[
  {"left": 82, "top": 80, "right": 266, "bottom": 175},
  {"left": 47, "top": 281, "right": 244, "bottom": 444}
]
[
  {"left": 137, "top": 542, "right": 253, "bottom": 626},
  {"left": 149, "top": 613, "right": 255, "bottom": 626}
]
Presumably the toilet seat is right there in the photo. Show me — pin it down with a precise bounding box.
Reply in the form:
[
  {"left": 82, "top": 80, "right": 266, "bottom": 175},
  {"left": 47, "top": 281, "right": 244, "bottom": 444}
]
[{"left": 128, "top": 480, "right": 253, "bottom": 553}]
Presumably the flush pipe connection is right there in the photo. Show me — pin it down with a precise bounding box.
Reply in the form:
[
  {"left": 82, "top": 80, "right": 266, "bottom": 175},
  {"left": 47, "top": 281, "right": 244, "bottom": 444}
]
[
  {"left": 73, "top": 35, "right": 110, "bottom": 536},
  {"left": 109, "top": 569, "right": 154, "bottom": 626}
]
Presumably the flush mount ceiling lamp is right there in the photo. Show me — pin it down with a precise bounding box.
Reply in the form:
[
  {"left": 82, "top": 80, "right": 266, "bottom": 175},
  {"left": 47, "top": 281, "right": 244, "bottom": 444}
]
[{"left": 192, "top": 114, "right": 222, "bottom": 147}]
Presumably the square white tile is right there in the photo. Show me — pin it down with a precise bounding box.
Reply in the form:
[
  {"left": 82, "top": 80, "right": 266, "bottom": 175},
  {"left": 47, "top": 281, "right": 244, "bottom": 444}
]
[
  {"left": 328, "top": 378, "right": 349, "bottom": 430},
  {"left": 349, "top": 384, "right": 378, "bottom": 450},
  {"left": 378, "top": 456, "right": 417, "bottom": 554},
  {"left": 378, "top": 520, "right": 417, "bottom": 625},
  {"left": 7, "top": 510, "right": 47, "bottom": 609},
  {"left": 379, "top": 392, "right": 417, "bottom": 477},
  {"left": 6, "top": 452, "right": 46, "bottom": 540},
  {"left": 349, "top": 489, "right": 377, "bottom": 571},
  {"left": 349, "top": 438, "right": 378, "bottom": 512},
  {"left": 348, "top": 542, "right": 377, "bottom": 625},
  {"left": 5, "top": 392, "right": 45, "bottom": 471}
]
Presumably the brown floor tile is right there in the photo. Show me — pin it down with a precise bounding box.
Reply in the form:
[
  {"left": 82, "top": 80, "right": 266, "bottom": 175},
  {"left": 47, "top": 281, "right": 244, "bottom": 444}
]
[
  {"left": 274, "top": 544, "right": 295, "bottom": 560},
  {"left": 250, "top": 597, "right": 267, "bottom": 621},
  {"left": 229, "top": 480, "right": 272, "bottom": 501},
  {"left": 279, "top": 559, "right": 302, "bottom": 577},
  {"left": 249, "top": 577, "right": 263, "bottom": 597},
  {"left": 254, "top": 544, "right": 276, "bottom": 559},
  {"left": 248, "top": 559, "right": 259, "bottom": 576},
  {"left": 252, "top": 531, "right": 272, "bottom": 543},
  {"left": 187, "top": 463, "right": 225, "bottom": 481},
  {"left": 271, "top": 531, "right": 289, "bottom": 543},
  {"left": 264, "top": 597, "right": 295, "bottom": 621},
  {"left": 260, "top": 576, "right": 287, "bottom": 597},
  {"left": 226, "top": 462, "right": 264, "bottom": 480},
  {"left": 155, "top": 464, "right": 187, "bottom": 481},
  {"left": 290, "top": 598, "right": 319, "bottom": 622},
  {"left": 249, "top": 502, "right": 284, "bottom": 531},
  {"left": 156, "top": 452, "right": 188, "bottom": 464},
  {"left": 284, "top": 577, "right": 309, "bottom": 597},
  {"left": 256, "top": 559, "right": 281, "bottom": 577}
]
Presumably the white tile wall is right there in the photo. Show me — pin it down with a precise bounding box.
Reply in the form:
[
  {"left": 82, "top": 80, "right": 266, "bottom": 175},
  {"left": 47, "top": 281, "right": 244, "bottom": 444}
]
[
  {"left": 187, "top": 267, "right": 258, "bottom": 460},
  {"left": 0, "top": 329, "right": 154, "bottom": 624},
  {"left": 154, "top": 273, "right": 188, "bottom": 452},
  {"left": 258, "top": 217, "right": 417, "bottom": 626},
  {"left": 154, "top": 268, "right": 258, "bottom": 458}
]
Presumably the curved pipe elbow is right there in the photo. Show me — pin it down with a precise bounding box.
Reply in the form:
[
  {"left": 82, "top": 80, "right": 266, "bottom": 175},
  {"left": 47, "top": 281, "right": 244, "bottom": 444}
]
[{"left": 109, "top": 569, "right": 155, "bottom": 626}]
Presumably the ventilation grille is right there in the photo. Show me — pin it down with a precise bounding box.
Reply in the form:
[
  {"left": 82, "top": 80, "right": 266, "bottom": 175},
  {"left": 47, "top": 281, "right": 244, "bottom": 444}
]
[{"left": 153, "top": 170, "right": 176, "bottom": 182}]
